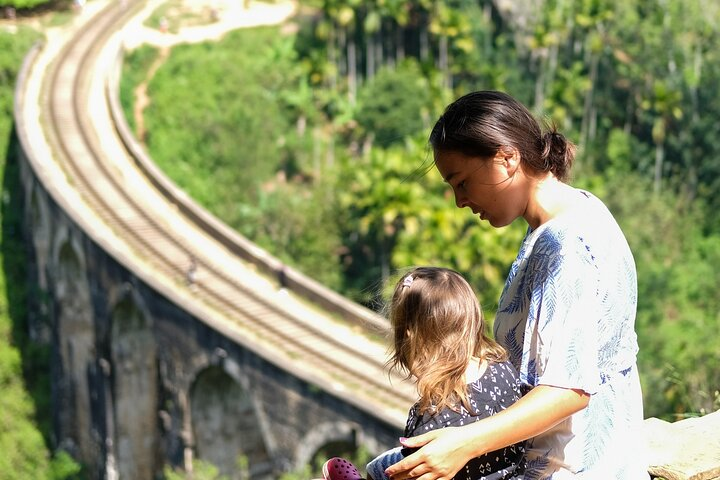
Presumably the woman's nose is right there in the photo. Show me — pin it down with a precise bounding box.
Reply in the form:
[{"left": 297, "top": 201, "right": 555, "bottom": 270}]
[{"left": 454, "top": 191, "right": 468, "bottom": 209}]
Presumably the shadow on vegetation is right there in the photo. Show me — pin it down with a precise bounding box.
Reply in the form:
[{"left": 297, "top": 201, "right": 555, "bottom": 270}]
[
  {"left": 2, "top": 125, "right": 53, "bottom": 445},
  {"left": 3, "top": 0, "right": 72, "bottom": 19}
]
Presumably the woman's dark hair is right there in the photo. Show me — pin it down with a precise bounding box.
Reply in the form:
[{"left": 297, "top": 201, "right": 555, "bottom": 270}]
[{"left": 429, "top": 91, "right": 575, "bottom": 182}]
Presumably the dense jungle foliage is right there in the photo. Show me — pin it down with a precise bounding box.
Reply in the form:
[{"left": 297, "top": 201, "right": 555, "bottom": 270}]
[{"left": 121, "top": 0, "right": 720, "bottom": 421}]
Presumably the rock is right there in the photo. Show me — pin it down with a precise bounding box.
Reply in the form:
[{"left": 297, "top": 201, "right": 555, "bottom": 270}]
[{"left": 645, "top": 410, "right": 720, "bottom": 480}]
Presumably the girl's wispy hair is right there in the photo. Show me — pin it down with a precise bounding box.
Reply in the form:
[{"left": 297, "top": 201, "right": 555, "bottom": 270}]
[{"left": 387, "top": 267, "right": 507, "bottom": 415}]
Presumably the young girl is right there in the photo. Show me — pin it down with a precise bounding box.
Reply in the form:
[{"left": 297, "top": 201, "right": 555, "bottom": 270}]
[{"left": 322, "top": 266, "right": 525, "bottom": 480}]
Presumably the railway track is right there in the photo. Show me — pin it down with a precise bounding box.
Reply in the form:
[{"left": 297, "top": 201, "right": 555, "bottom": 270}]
[{"left": 40, "top": 0, "right": 417, "bottom": 423}]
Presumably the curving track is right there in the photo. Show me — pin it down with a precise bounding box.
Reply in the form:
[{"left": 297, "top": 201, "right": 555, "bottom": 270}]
[{"left": 36, "top": 0, "right": 416, "bottom": 425}]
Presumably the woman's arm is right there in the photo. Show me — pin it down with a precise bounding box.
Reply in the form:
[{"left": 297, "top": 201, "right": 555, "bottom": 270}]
[{"left": 385, "top": 385, "right": 590, "bottom": 480}]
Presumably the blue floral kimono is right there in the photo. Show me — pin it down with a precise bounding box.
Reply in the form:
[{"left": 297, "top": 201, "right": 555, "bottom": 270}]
[{"left": 494, "top": 189, "right": 649, "bottom": 479}]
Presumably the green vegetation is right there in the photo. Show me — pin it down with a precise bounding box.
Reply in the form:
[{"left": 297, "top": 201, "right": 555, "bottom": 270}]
[
  {"left": 121, "top": 0, "right": 720, "bottom": 420},
  {"left": 144, "top": 0, "right": 220, "bottom": 34},
  {"left": 279, "top": 444, "right": 372, "bottom": 480},
  {"left": 119, "top": 44, "right": 159, "bottom": 135},
  {"left": 0, "top": 27, "right": 82, "bottom": 480},
  {"left": 355, "top": 60, "right": 433, "bottom": 148},
  {"left": 124, "top": 25, "right": 348, "bottom": 291},
  {"left": 144, "top": 27, "right": 296, "bottom": 206},
  {"left": 0, "top": 0, "right": 55, "bottom": 9},
  {"left": 163, "top": 459, "right": 230, "bottom": 480}
]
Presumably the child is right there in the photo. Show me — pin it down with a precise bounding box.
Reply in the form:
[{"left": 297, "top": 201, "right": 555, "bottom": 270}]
[{"left": 322, "top": 267, "right": 525, "bottom": 480}]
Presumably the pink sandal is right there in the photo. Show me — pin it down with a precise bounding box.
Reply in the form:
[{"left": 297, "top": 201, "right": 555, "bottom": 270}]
[{"left": 322, "top": 457, "right": 363, "bottom": 480}]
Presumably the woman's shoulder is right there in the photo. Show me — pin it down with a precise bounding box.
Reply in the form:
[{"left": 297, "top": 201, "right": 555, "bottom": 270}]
[
  {"left": 529, "top": 190, "right": 623, "bottom": 261},
  {"left": 545, "top": 190, "right": 619, "bottom": 237}
]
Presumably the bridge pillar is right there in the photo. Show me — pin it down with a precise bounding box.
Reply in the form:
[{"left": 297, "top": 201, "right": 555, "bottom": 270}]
[
  {"left": 108, "top": 287, "right": 159, "bottom": 480},
  {"left": 50, "top": 230, "right": 102, "bottom": 474}
]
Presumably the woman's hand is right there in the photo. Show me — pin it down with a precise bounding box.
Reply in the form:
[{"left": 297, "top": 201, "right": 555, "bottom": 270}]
[
  {"left": 384, "top": 385, "right": 590, "bottom": 479},
  {"left": 384, "top": 427, "right": 477, "bottom": 480}
]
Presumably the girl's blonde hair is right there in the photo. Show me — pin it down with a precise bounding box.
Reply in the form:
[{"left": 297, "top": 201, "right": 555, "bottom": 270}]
[{"left": 387, "top": 267, "right": 507, "bottom": 415}]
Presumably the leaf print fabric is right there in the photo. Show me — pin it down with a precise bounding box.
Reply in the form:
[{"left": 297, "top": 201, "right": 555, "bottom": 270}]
[{"left": 494, "top": 189, "right": 649, "bottom": 479}]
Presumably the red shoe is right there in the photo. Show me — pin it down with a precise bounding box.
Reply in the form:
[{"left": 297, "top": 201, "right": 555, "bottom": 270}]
[{"left": 322, "top": 457, "right": 363, "bottom": 480}]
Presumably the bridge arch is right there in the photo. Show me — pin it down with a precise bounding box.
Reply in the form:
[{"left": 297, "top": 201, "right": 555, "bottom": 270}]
[
  {"left": 51, "top": 234, "right": 99, "bottom": 469},
  {"left": 109, "top": 287, "right": 158, "bottom": 480},
  {"left": 294, "top": 421, "right": 363, "bottom": 471},
  {"left": 190, "top": 365, "right": 271, "bottom": 479}
]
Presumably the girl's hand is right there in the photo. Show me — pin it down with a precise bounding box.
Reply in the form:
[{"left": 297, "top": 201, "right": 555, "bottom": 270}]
[{"left": 384, "top": 427, "right": 476, "bottom": 480}]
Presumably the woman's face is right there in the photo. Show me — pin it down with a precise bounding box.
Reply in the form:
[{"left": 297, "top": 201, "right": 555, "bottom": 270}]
[{"left": 434, "top": 149, "right": 526, "bottom": 228}]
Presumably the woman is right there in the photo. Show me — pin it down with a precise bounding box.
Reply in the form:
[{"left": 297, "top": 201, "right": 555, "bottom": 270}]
[{"left": 385, "top": 91, "right": 648, "bottom": 479}]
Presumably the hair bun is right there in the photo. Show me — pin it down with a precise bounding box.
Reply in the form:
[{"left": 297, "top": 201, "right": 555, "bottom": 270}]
[
  {"left": 541, "top": 131, "right": 564, "bottom": 149},
  {"left": 540, "top": 128, "right": 574, "bottom": 180}
]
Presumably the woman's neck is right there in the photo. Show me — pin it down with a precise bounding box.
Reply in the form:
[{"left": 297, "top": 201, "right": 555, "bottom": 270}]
[
  {"left": 464, "top": 356, "right": 488, "bottom": 384},
  {"left": 523, "top": 174, "right": 577, "bottom": 229}
]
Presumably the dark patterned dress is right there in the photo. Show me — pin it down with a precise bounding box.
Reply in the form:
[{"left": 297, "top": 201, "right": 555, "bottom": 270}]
[{"left": 366, "top": 361, "right": 526, "bottom": 480}]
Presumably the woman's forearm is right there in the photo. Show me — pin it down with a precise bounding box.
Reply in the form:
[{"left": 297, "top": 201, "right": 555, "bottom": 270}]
[
  {"left": 459, "top": 385, "right": 590, "bottom": 457},
  {"left": 386, "top": 385, "right": 591, "bottom": 480}
]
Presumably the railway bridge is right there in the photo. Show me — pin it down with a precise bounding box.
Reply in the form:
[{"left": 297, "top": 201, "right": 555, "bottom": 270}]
[{"left": 13, "top": 1, "right": 415, "bottom": 478}]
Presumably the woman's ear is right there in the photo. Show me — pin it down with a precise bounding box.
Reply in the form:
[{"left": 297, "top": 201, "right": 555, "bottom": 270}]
[{"left": 496, "top": 146, "right": 520, "bottom": 174}]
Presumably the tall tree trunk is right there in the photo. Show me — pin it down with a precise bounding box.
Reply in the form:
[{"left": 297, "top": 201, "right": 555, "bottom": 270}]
[
  {"left": 482, "top": 3, "right": 492, "bottom": 54},
  {"left": 547, "top": 43, "right": 559, "bottom": 96},
  {"left": 439, "top": 35, "right": 449, "bottom": 89},
  {"left": 654, "top": 141, "right": 665, "bottom": 194},
  {"left": 312, "top": 126, "right": 321, "bottom": 180},
  {"left": 384, "top": 19, "right": 395, "bottom": 69},
  {"left": 533, "top": 54, "right": 546, "bottom": 113},
  {"left": 328, "top": 24, "right": 337, "bottom": 91},
  {"left": 348, "top": 34, "right": 357, "bottom": 103},
  {"left": 376, "top": 29, "right": 384, "bottom": 69},
  {"left": 396, "top": 25, "right": 405, "bottom": 63},
  {"left": 420, "top": 20, "right": 429, "bottom": 61},
  {"left": 691, "top": 45, "right": 702, "bottom": 122},
  {"left": 623, "top": 94, "right": 634, "bottom": 134},
  {"left": 380, "top": 241, "right": 389, "bottom": 286},
  {"left": 581, "top": 52, "right": 599, "bottom": 149},
  {"left": 327, "top": 128, "right": 335, "bottom": 171},
  {"left": 338, "top": 27, "right": 347, "bottom": 77},
  {"left": 366, "top": 32, "right": 375, "bottom": 79}
]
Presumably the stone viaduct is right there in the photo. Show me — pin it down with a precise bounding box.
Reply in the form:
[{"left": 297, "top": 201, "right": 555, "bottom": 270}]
[{"left": 13, "top": 1, "right": 415, "bottom": 479}]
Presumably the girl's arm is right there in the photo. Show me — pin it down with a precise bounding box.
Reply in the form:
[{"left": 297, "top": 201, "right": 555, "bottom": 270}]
[{"left": 384, "top": 385, "right": 590, "bottom": 480}]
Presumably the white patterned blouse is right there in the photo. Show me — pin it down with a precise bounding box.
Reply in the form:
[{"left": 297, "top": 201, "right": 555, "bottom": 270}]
[{"left": 494, "top": 189, "right": 649, "bottom": 479}]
